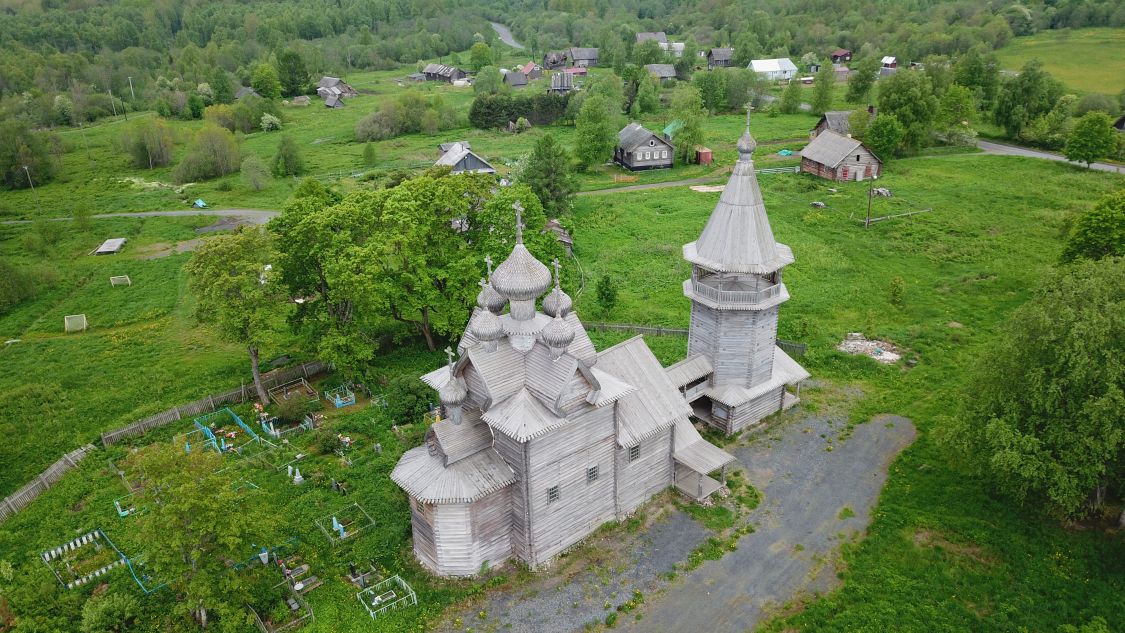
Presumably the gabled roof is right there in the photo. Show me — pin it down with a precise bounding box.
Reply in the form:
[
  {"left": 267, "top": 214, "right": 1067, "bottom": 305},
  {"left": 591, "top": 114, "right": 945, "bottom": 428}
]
[
  {"left": 439, "top": 141, "right": 471, "bottom": 153},
  {"left": 519, "top": 61, "right": 538, "bottom": 74},
  {"left": 318, "top": 76, "right": 348, "bottom": 89},
  {"left": 435, "top": 143, "right": 496, "bottom": 173},
  {"left": 550, "top": 73, "right": 574, "bottom": 91},
  {"left": 800, "top": 130, "right": 872, "bottom": 167},
  {"left": 636, "top": 32, "right": 668, "bottom": 44},
  {"left": 430, "top": 416, "right": 493, "bottom": 465},
  {"left": 750, "top": 58, "right": 798, "bottom": 73},
  {"left": 391, "top": 444, "right": 515, "bottom": 504},
  {"left": 324, "top": 95, "right": 343, "bottom": 108},
  {"left": 881, "top": 56, "right": 896, "bottom": 65},
  {"left": 673, "top": 417, "right": 735, "bottom": 474},
  {"left": 504, "top": 71, "right": 528, "bottom": 87},
  {"left": 709, "top": 48, "right": 733, "bottom": 61},
  {"left": 665, "top": 354, "right": 713, "bottom": 388},
  {"left": 831, "top": 48, "right": 851, "bottom": 57},
  {"left": 818, "top": 111, "right": 852, "bottom": 135},
  {"left": 568, "top": 47, "right": 599, "bottom": 60},
  {"left": 597, "top": 336, "right": 689, "bottom": 448},
  {"left": 234, "top": 86, "right": 260, "bottom": 100},
  {"left": 423, "top": 63, "right": 460, "bottom": 77},
  {"left": 644, "top": 63, "right": 677, "bottom": 79},
  {"left": 617, "top": 122, "right": 668, "bottom": 152},
  {"left": 483, "top": 387, "right": 570, "bottom": 442},
  {"left": 683, "top": 127, "right": 794, "bottom": 275}
]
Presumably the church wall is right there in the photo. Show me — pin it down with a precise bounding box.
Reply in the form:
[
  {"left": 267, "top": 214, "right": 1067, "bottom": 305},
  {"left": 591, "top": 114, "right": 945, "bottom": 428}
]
[
  {"left": 525, "top": 405, "right": 616, "bottom": 566},
  {"left": 692, "top": 304, "right": 778, "bottom": 388},
  {"left": 410, "top": 497, "right": 439, "bottom": 572},
  {"left": 470, "top": 488, "right": 513, "bottom": 573},
  {"left": 492, "top": 432, "right": 530, "bottom": 561},
  {"left": 431, "top": 502, "right": 474, "bottom": 576},
  {"left": 729, "top": 386, "right": 785, "bottom": 433},
  {"left": 614, "top": 426, "right": 673, "bottom": 517}
]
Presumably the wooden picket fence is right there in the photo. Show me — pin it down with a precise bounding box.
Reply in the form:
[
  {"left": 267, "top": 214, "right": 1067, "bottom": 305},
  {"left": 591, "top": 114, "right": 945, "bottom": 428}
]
[
  {"left": 100, "top": 361, "right": 329, "bottom": 446},
  {"left": 0, "top": 444, "right": 96, "bottom": 525}
]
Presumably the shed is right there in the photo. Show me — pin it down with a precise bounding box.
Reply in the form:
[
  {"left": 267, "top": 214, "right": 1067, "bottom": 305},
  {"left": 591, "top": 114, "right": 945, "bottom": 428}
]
[
  {"left": 831, "top": 48, "right": 852, "bottom": 63},
  {"left": 519, "top": 61, "right": 542, "bottom": 80},
  {"left": 1114, "top": 114, "right": 1125, "bottom": 132},
  {"left": 644, "top": 64, "right": 677, "bottom": 82},
  {"left": 317, "top": 76, "right": 357, "bottom": 97},
  {"left": 548, "top": 73, "right": 574, "bottom": 94},
  {"left": 566, "top": 47, "right": 599, "bottom": 67},
  {"left": 323, "top": 95, "right": 344, "bottom": 108},
  {"left": 881, "top": 56, "right": 897, "bottom": 68},
  {"left": 435, "top": 143, "right": 496, "bottom": 175},
  {"left": 696, "top": 147, "right": 713, "bottom": 165},
  {"left": 799, "top": 130, "right": 882, "bottom": 182},
  {"left": 504, "top": 71, "right": 528, "bottom": 89},
  {"left": 636, "top": 32, "right": 668, "bottom": 44},
  {"left": 234, "top": 86, "right": 261, "bottom": 101},
  {"left": 543, "top": 51, "right": 567, "bottom": 70},
  {"left": 811, "top": 111, "right": 853, "bottom": 138},
  {"left": 614, "top": 122, "right": 674, "bottom": 171},
  {"left": 708, "top": 48, "right": 733, "bottom": 69},
  {"left": 422, "top": 63, "right": 465, "bottom": 82},
  {"left": 94, "top": 238, "right": 127, "bottom": 255},
  {"left": 407, "top": 72, "right": 426, "bottom": 82},
  {"left": 749, "top": 58, "right": 798, "bottom": 81}
]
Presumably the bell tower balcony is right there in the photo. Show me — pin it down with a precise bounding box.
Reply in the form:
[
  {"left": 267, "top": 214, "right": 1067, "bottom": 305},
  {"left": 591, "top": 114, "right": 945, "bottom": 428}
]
[{"left": 683, "top": 269, "right": 789, "bottom": 310}]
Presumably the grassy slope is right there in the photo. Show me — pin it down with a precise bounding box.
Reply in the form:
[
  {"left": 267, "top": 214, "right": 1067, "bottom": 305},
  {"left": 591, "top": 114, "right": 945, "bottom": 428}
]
[
  {"left": 995, "top": 27, "right": 1125, "bottom": 94},
  {"left": 570, "top": 155, "right": 1125, "bottom": 631}
]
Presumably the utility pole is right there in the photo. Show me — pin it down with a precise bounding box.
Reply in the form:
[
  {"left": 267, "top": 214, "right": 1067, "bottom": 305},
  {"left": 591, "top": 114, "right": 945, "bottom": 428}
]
[
  {"left": 865, "top": 183, "right": 873, "bottom": 228},
  {"left": 79, "top": 123, "right": 93, "bottom": 167},
  {"left": 23, "top": 166, "right": 42, "bottom": 215},
  {"left": 107, "top": 87, "right": 118, "bottom": 118},
  {"left": 127, "top": 76, "right": 135, "bottom": 101}
]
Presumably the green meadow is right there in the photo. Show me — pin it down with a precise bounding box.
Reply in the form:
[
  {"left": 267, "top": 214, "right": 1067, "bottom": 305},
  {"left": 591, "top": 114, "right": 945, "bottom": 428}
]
[{"left": 996, "top": 27, "right": 1125, "bottom": 94}]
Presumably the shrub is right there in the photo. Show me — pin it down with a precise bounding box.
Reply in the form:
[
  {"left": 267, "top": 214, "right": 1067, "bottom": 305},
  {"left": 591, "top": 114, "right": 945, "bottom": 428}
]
[
  {"left": 241, "top": 156, "right": 269, "bottom": 191},
  {"left": 355, "top": 93, "right": 458, "bottom": 142},
  {"left": 120, "top": 119, "right": 175, "bottom": 169},
  {"left": 260, "top": 113, "right": 282, "bottom": 132},
  {"left": 0, "top": 260, "right": 44, "bottom": 314},
  {"left": 362, "top": 142, "right": 377, "bottom": 166},
  {"left": 171, "top": 125, "right": 239, "bottom": 184},
  {"left": 595, "top": 274, "right": 618, "bottom": 314},
  {"left": 80, "top": 592, "right": 139, "bottom": 633},
  {"left": 203, "top": 104, "right": 236, "bottom": 131},
  {"left": 0, "top": 120, "right": 55, "bottom": 189},
  {"left": 469, "top": 92, "right": 569, "bottom": 129},
  {"left": 381, "top": 374, "right": 434, "bottom": 424},
  {"left": 274, "top": 396, "right": 312, "bottom": 423},
  {"left": 1062, "top": 190, "right": 1125, "bottom": 262},
  {"left": 271, "top": 136, "right": 304, "bottom": 177}
]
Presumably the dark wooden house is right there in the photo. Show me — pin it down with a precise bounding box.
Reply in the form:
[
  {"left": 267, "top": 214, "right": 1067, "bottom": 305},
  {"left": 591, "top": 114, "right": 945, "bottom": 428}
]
[
  {"left": 708, "top": 48, "right": 733, "bottom": 69},
  {"left": 566, "top": 47, "right": 599, "bottom": 67},
  {"left": 644, "top": 63, "right": 677, "bottom": 82},
  {"left": 435, "top": 142, "right": 496, "bottom": 175},
  {"left": 423, "top": 63, "right": 466, "bottom": 82},
  {"left": 504, "top": 71, "right": 528, "bottom": 89},
  {"left": 636, "top": 32, "right": 668, "bottom": 44},
  {"left": 548, "top": 73, "right": 574, "bottom": 94},
  {"left": 317, "top": 76, "right": 358, "bottom": 99},
  {"left": 615, "top": 123, "right": 674, "bottom": 171},
  {"left": 799, "top": 130, "right": 882, "bottom": 181},
  {"left": 811, "top": 111, "right": 853, "bottom": 138},
  {"left": 830, "top": 48, "right": 852, "bottom": 63}
]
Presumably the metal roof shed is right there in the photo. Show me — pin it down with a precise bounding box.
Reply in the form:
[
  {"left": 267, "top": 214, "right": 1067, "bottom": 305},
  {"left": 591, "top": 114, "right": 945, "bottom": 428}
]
[{"left": 93, "top": 238, "right": 127, "bottom": 255}]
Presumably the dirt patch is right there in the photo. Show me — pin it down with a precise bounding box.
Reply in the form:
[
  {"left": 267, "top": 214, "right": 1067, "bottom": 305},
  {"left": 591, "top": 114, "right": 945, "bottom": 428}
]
[
  {"left": 136, "top": 238, "right": 206, "bottom": 259},
  {"left": 690, "top": 184, "right": 726, "bottom": 193},
  {"left": 947, "top": 321, "right": 964, "bottom": 328},
  {"left": 912, "top": 528, "right": 996, "bottom": 565},
  {"left": 196, "top": 216, "right": 252, "bottom": 234},
  {"left": 837, "top": 332, "right": 901, "bottom": 364}
]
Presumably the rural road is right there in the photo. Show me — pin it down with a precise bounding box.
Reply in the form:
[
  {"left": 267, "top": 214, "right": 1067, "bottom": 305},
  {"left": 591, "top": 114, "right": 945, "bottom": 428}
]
[
  {"left": 490, "top": 22, "right": 524, "bottom": 49},
  {"left": 621, "top": 413, "right": 916, "bottom": 633},
  {"left": 976, "top": 140, "right": 1123, "bottom": 173}
]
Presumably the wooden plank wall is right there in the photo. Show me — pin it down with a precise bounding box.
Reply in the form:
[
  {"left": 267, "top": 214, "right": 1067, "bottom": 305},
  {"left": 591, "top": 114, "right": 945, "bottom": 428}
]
[
  {"left": 615, "top": 427, "right": 673, "bottom": 518},
  {"left": 470, "top": 489, "right": 513, "bottom": 573},
  {"left": 409, "top": 497, "right": 439, "bottom": 571},
  {"left": 432, "top": 503, "right": 474, "bottom": 575},
  {"left": 689, "top": 303, "right": 778, "bottom": 388},
  {"left": 492, "top": 432, "right": 530, "bottom": 561},
  {"left": 730, "top": 386, "right": 785, "bottom": 433}
]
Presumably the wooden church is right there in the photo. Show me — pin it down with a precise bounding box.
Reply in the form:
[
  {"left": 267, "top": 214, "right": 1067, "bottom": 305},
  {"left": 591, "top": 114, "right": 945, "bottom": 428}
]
[{"left": 392, "top": 125, "right": 807, "bottom": 577}]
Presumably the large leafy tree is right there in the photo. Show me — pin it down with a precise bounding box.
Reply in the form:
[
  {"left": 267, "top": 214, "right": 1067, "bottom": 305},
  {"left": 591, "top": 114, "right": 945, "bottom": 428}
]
[
  {"left": 469, "top": 42, "right": 492, "bottom": 71},
  {"left": 779, "top": 78, "right": 802, "bottom": 114},
  {"left": 128, "top": 444, "right": 278, "bottom": 629},
  {"left": 1064, "top": 112, "right": 1116, "bottom": 169},
  {"left": 940, "top": 257, "right": 1125, "bottom": 522},
  {"left": 845, "top": 56, "right": 879, "bottom": 104},
  {"left": 573, "top": 95, "right": 617, "bottom": 171},
  {"left": 1062, "top": 190, "right": 1125, "bottom": 263},
  {"left": 670, "top": 84, "right": 706, "bottom": 164},
  {"left": 864, "top": 114, "right": 905, "bottom": 161},
  {"left": 953, "top": 47, "right": 1000, "bottom": 110},
  {"left": 993, "top": 59, "right": 1064, "bottom": 137},
  {"left": 810, "top": 58, "right": 835, "bottom": 115},
  {"left": 0, "top": 120, "right": 55, "bottom": 189},
  {"left": 877, "top": 70, "right": 939, "bottom": 150},
  {"left": 250, "top": 63, "right": 281, "bottom": 100},
  {"left": 519, "top": 133, "right": 578, "bottom": 218},
  {"left": 275, "top": 49, "right": 309, "bottom": 97},
  {"left": 186, "top": 228, "right": 287, "bottom": 402}
]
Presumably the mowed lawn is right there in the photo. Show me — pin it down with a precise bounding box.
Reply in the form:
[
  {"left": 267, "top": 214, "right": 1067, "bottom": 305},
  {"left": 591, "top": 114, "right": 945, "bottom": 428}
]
[
  {"left": 995, "top": 27, "right": 1125, "bottom": 94},
  {"left": 570, "top": 154, "right": 1125, "bottom": 631}
]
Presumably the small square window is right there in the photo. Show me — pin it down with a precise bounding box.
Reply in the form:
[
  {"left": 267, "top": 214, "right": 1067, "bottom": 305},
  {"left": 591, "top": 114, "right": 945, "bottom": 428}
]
[
  {"left": 628, "top": 444, "right": 641, "bottom": 462},
  {"left": 586, "top": 465, "right": 599, "bottom": 483},
  {"left": 547, "top": 485, "right": 560, "bottom": 504}
]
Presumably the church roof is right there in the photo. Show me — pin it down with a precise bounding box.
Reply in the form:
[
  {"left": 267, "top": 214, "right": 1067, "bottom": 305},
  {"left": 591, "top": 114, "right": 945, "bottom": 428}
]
[
  {"left": 429, "top": 414, "right": 493, "bottom": 465},
  {"left": 490, "top": 243, "right": 552, "bottom": 300},
  {"left": 664, "top": 354, "right": 714, "bottom": 387},
  {"left": 673, "top": 417, "right": 735, "bottom": 473},
  {"left": 683, "top": 127, "right": 794, "bottom": 275},
  {"left": 391, "top": 444, "right": 515, "bottom": 504},
  {"left": 597, "top": 336, "right": 689, "bottom": 448},
  {"left": 483, "top": 387, "right": 570, "bottom": 442}
]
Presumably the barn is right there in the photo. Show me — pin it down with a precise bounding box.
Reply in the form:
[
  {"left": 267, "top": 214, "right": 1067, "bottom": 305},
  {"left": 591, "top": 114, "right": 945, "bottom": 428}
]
[
  {"left": 435, "top": 143, "right": 496, "bottom": 175},
  {"left": 799, "top": 130, "right": 882, "bottom": 182},
  {"left": 749, "top": 58, "right": 798, "bottom": 81}
]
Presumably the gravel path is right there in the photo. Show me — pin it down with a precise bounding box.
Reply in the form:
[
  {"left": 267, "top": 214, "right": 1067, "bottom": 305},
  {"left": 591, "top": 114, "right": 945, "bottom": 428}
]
[
  {"left": 438, "top": 407, "right": 915, "bottom": 633},
  {"left": 975, "top": 140, "right": 1123, "bottom": 174},
  {"left": 490, "top": 22, "right": 525, "bottom": 49},
  {"left": 621, "top": 413, "right": 916, "bottom": 632}
]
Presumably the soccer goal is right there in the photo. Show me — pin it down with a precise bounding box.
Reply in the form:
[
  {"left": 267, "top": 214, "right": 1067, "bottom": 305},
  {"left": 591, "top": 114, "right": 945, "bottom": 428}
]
[
  {"left": 109, "top": 275, "right": 132, "bottom": 287},
  {"left": 64, "top": 314, "right": 88, "bottom": 333}
]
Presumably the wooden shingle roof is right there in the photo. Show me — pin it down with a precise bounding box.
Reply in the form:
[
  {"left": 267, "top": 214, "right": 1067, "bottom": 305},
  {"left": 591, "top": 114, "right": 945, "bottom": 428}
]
[
  {"left": 664, "top": 354, "right": 713, "bottom": 388},
  {"left": 673, "top": 417, "right": 735, "bottom": 474},
  {"left": 800, "top": 130, "right": 866, "bottom": 168},
  {"left": 617, "top": 122, "right": 666, "bottom": 152},
  {"left": 709, "top": 48, "right": 733, "bottom": 62},
  {"left": 483, "top": 387, "right": 570, "bottom": 442},
  {"left": 597, "top": 336, "right": 689, "bottom": 448},
  {"left": 430, "top": 416, "right": 494, "bottom": 465},
  {"left": 704, "top": 346, "right": 810, "bottom": 407},
  {"left": 391, "top": 444, "right": 515, "bottom": 504},
  {"left": 644, "top": 63, "right": 676, "bottom": 79},
  {"left": 818, "top": 111, "right": 852, "bottom": 136}
]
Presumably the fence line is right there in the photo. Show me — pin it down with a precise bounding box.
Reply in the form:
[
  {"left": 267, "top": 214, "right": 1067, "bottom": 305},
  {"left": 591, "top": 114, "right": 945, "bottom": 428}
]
[
  {"left": 101, "top": 361, "right": 329, "bottom": 446},
  {"left": 583, "top": 322, "right": 807, "bottom": 356},
  {"left": 0, "top": 444, "right": 96, "bottom": 525}
]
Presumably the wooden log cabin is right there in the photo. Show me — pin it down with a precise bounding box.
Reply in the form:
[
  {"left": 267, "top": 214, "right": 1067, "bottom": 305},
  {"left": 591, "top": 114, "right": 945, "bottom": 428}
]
[
  {"left": 393, "top": 124, "right": 809, "bottom": 577},
  {"left": 799, "top": 130, "right": 882, "bottom": 182}
]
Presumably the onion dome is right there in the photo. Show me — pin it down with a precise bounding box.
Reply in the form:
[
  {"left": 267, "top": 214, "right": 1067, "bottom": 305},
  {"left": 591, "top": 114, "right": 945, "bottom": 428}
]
[
  {"left": 469, "top": 308, "right": 503, "bottom": 343},
  {"left": 439, "top": 374, "right": 467, "bottom": 407},
  {"left": 737, "top": 127, "right": 757, "bottom": 158},
  {"left": 476, "top": 278, "right": 507, "bottom": 314},
  {"left": 490, "top": 203, "right": 552, "bottom": 300},
  {"left": 541, "top": 313, "right": 575, "bottom": 350},
  {"left": 543, "top": 287, "right": 573, "bottom": 317}
]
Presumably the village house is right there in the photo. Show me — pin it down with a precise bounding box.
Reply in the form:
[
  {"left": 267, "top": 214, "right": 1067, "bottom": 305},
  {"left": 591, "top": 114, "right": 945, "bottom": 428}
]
[
  {"left": 799, "top": 130, "right": 882, "bottom": 181},
  {"left": 316, "top": 76, "right": 357, "bottom": 99},
  {"left": 708, "top": 48, "right": 733, "bottom": 69},
  {"left": 644, "top": 63, "right": 677, "bottom": 82},
  {"left": 234, "top": 86, "right": 260, "bottom": 100},
  {"left": 548, "top": 72, "right": 574, "bottom": 94},
  {"left": 636, "top": 32, "right": 668, "bottom": 44},
  {"left": 519, "top": 61, "right": 542, "bottom": 80},
  {"left": 543, "top": 51, "right": 567, "bottom": 70},
  {"left": 423, "top": 63, "right": 466, "bottom": 82},
  {"left": 879, "top": 56, "right": 898, "bottom": 78},
  {"left": 831, "top": 48, "right": 852, "bottom": 63},
  {"left": 749, "top": 58, "right": 798, "bottom": 81},
  {"left": 435, "top": 142, "right": 496, "bottom": 175},
  {"left": 661, "top": 41, "right": 686, "bottom": 57},
  {"left": 504, "top": 71, "right": 528, "bottom": 89},
  {"left": 614, "top": 122, "right": 674, "bottom": 171},
  {"left": 392, "top": 124, "right": 808, "bottom": 576},
  {"left": 438, "top": 141, "right": 471, "bottom": 155},
  {"left": 811, "top": 107, "right": 875, "bottom": 138},
  {"left": 566, "top": 47, "right": 599, "bottom": 67}
]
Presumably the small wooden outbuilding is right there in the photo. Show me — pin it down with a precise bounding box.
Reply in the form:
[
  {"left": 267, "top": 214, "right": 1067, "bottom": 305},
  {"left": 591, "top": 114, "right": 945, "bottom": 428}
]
[
  {"left": 566, "top": 47, "right": 599, "bottom": 67},
  {"left": 615, "top": 123, "right": 674, "bottom": 171},
  {"left": 708, "top": 48, "right": 733, "bottom": 69},
  {"left": 548, "top": 73, "right": 574, "bottom": 94},
  {"left": 504, "top": 71, "right": 528, "bottom": 89},
  {"left": 422, "top": 63, "right": 465, "bottom": 82},
  {"left": 435, "top": 143, "right": 496, "bottom": 175},
  {"left": 831, "top": 48, "right": 852, "bottom": 63},
  {"left": 800, "top": 130, "right": 882, "bottom": 181},
  {"left": 644, "top": 63, "right": 677, "bottom": 82}
]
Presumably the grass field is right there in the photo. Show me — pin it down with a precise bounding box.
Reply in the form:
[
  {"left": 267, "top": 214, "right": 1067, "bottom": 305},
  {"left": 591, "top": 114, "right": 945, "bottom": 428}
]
[{"left": 995, "top": 27, "right": 1125, "bottom": 94}]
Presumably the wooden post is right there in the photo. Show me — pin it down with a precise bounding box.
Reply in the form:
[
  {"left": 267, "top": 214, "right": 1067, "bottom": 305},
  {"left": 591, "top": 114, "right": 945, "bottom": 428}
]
[
  {"left": 209, "top": 395, "right": 216, "bottom": 411},
  {"left": 865, "top": 184, "right": 873, "bottom": 228},
  {"left": 174, "top": 406, "right": 181, "bottom": 420}
]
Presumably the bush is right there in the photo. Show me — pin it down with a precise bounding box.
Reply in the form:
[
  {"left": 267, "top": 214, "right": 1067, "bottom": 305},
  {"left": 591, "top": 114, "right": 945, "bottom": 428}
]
[
  {"left": 271, "top": 136, "right": 304, "bottom": 177},
  {"left": 0, "top": 120, "right": 55, "bottom": 189},
  {"left": 362, "top": 142, "right": 377, "bottom": 166},
  {"left": 381, "top": 374, "right": 434, "bottom": 424},
  {"left": 80, "top": 592, "right": 139, "bottom": 633},
  {"left": 172, "top": 125, "right": 240, "bottom": 184},
  {"left": 260, "top": 113, "right": 282, "bottom": 132},
  {"left": 355, "top": 93, "right": 458, "bottom": 141},
  {"left": 596, "top": 274, "right": 618, "bottom": 314},
  {"left": 241, "top": 156, "right": 269, "bottom": 191},
  {"left": 1062, "top": 190, "right": 1125, "bottom": 262},
  {"left": 203, "top": 104, "right": 235, "bottom": 131},
  {"left": 232, "top": 96, "right": 280, "bottom": 134},
  {"left": 274, "top": 396, "right": 312, "bottom": 423},
  {"left": 469, "top": 92, "right": 569, "bottom": 129},
  {"left": 120, "top": 119, "right": 174, "bottom": 169},
  {"left": 0, "top": 260, "right": 50, "bottom": 314}
]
